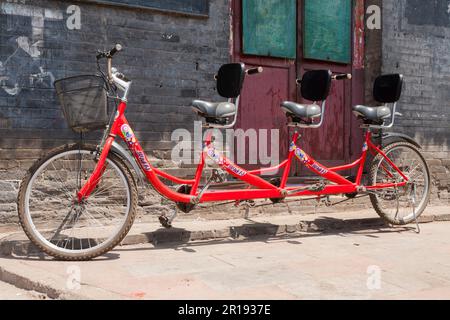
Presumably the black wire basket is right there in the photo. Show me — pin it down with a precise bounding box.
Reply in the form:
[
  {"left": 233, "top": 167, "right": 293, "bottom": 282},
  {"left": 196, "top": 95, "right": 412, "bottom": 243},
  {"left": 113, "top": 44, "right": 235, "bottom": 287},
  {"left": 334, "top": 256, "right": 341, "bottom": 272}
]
[{"left": 54, "top": 75, "right": 109, "bottom": 133}]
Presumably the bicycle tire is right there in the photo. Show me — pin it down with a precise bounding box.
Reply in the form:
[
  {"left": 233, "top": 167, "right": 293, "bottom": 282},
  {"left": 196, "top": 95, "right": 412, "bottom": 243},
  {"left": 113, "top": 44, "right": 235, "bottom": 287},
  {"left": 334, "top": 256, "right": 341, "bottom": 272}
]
[
  {"left": 17, "top": 143, "right": 138, "bottom": 261},
  {"left": 368, "top": 141, "right": 431, "bottom": 225}
]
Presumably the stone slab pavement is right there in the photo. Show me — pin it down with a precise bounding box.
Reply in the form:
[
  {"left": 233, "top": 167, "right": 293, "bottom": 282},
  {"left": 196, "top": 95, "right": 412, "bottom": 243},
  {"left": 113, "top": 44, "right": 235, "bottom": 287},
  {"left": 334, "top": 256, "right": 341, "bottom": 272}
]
[
  {"left": 1, "top": 209, "right": 450, "bottom": 299},
  {"left": 0, "top": 280, "right": 49, "bottom": 300},
  {"left": 2, "top": 205, "right": 450, "bottom": 257}
]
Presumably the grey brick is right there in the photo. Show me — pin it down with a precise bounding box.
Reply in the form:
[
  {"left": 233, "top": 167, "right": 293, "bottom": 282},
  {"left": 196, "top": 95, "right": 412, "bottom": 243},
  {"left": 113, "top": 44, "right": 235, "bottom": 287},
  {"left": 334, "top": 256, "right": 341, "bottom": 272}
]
[
  {"left": 380, "top": 0, "right": 450, "bottom": 197},
  {"left": 0, "top": 0, "right": 229, "bottom": 176},
  {"left": 0, "top": 181, "right": 16, "bottom": 192},
  {"left": 0, "top": 191, "right": 17, "bottom": 204}
]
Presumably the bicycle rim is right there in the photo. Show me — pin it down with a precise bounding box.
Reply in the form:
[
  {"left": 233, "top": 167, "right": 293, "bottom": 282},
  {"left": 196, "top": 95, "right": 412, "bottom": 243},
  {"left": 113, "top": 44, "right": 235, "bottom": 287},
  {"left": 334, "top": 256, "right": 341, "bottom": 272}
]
[
  {"left": 371, "top": 143, "right": 430, "bottom": 224},
  {"left": 22, "top": 149, "right": 132, "bottom": 256}
]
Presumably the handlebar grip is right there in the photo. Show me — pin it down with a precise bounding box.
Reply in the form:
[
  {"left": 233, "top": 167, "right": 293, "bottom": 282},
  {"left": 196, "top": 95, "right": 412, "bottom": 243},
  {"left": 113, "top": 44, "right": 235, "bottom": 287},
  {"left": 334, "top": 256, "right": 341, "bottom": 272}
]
[
  {"left": 332, "top": 73, "right": 352, "bottom": 80},
  {"left": 96, "top": 44, "right": 123, "bottom": 60},
  {"left": 96, "top": 51, "right": 105, "bottom": 60},
  {"left": 109, "top": 44, "right": 123, "bottom": 57},
  {"left": 246, "top": 67, "right": 263, "bottom": 75}
]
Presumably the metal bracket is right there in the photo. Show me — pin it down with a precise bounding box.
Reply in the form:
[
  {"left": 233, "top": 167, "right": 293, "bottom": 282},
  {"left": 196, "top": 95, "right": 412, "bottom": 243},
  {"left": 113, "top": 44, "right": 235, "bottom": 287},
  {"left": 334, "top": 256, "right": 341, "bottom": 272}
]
[
  {"left": 210, "top": 169, "right": 227, "bottom": 183},
  {"left": 356, "top": 186, "right": 367, "bottom": 193},
  {"left": 192, "top": 169, "right": 227, "bottom": 204},
  {"left": 287, "top": 181, "right": 326, "bottom": 196}
]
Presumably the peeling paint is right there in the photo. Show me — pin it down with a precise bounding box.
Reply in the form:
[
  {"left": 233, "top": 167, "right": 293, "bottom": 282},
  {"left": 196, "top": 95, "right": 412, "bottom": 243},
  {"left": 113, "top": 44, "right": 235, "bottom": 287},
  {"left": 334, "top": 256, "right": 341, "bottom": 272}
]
[
  {"left": 0, "top": 2, "right": 62, "bottom": 95},
  {"left": 17, "top": 36, "right": 41, "bottom": 58},
  {"left": 0, "top": 37, "right": 55, "bottom": 95},
  {"left": 353, "top": 0, "right": 365, "bottom": 69}
]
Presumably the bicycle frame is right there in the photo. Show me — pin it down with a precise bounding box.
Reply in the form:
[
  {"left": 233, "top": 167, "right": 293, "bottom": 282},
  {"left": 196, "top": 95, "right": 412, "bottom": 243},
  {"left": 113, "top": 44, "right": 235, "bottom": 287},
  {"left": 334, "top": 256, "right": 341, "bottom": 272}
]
[{"left": 77, "top": 99, "right": 409, "bottom": 205}]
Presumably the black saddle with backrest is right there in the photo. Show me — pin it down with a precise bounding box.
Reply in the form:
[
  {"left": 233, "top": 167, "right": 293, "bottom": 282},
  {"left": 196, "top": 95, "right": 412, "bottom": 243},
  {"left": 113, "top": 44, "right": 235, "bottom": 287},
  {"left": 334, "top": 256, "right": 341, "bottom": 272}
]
[
  {"left": 353, "top": 74, "right": 403, "bottom": 125},
  {"left": 281, "top": 70, "right": 332, "bottom": 124},
  {"left": 192, "top": 63, "right": 245, "bottom": 125}
]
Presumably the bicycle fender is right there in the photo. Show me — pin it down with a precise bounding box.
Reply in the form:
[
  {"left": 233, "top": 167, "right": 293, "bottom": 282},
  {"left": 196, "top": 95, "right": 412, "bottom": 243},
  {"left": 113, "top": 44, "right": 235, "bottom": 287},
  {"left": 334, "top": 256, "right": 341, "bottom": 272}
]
[
  {"left": 382, "top": 132, "right": 421, "bottom": 149},
  {"left": 111, "top": 141, "right": 145, "bottom": 183}
]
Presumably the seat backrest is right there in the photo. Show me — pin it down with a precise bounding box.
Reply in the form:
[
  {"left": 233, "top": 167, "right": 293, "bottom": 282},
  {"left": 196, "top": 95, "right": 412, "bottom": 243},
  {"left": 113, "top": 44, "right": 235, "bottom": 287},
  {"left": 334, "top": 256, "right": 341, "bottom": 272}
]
[
  {"left": 373, "top": 74, "right": 403, "bottom": 103},
  {"left": 217, "top": 63, "right": 246, "bottom": 99},
  {"left": 301, "top": 70, "right": 332, "bottom": 102}
]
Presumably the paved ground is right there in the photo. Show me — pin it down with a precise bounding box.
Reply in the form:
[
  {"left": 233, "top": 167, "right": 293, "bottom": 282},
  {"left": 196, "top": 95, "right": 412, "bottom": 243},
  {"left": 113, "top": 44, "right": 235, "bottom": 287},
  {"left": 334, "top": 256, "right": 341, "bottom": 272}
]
[
  {"left": 0, "top": 280, "right": 48, "bottom": 300},
  {"left": 1, "top": 220, "right": 450, "bottom": 299}
]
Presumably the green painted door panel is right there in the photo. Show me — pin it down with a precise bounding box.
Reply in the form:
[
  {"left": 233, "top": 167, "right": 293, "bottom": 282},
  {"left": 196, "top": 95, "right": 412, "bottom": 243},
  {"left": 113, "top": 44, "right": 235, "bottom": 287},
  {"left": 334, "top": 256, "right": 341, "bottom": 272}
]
[
  {"left": 303, "top": 0, "right": 352, "bottom": 64},
  {"left": 242, "top": 0, "right": 297, "bottom": 59}
]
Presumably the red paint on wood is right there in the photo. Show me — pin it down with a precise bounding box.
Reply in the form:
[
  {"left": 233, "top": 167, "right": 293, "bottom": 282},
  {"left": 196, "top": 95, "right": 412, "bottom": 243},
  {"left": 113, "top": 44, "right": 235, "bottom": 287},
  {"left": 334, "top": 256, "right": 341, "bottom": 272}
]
[
  {"left": 231, "top": 0, "right": 366, "bottom": 176},
  {"left": 353, "top": 0, "right": 365, "bottom": 69},
  {"left": 231, "top": 0, "right": 297, "bottom": 169},
  {"left": 237, "top": 66, "right": 290, "bottom": 168},
  {"left": 296, "top": 0, "right": 354, "bottom": 171}
]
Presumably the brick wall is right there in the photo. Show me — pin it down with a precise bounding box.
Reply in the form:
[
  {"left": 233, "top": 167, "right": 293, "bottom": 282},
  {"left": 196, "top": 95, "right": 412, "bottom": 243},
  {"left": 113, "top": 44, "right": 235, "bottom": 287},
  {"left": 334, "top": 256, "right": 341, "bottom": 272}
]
[
  {"left": 382, "top": 0, "right": 450, "bottom": 202},
  {"left": 0, "top": 0, "right": 231, "bottom": 221},
  {"left": 364, "top": 0, "right": 382, "bottom": 105}
]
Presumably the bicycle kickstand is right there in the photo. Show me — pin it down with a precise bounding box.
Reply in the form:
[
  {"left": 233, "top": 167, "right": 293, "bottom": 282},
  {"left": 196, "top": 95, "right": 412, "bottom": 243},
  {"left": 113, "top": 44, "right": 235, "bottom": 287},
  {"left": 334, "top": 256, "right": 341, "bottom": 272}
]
[{"left": 411, "top": 183, "right": 420, "bottom": 234}]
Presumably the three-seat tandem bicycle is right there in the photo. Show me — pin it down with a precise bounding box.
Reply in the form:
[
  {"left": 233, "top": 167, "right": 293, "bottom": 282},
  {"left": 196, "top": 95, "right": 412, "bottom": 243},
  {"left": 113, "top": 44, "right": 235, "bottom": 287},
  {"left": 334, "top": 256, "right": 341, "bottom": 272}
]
[{"left": 17, "top": 45, "right": 430, "bottom": 260}]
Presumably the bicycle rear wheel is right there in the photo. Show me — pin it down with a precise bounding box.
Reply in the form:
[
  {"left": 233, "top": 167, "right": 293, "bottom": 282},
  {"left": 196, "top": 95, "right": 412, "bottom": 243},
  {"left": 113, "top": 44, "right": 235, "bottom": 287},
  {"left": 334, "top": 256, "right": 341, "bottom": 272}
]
[
  {"left": 369, "top": 141, "right": 430, "bottom": 225},
  {"left": 17, "top": 144, "right": 137, "bottom": 260}
]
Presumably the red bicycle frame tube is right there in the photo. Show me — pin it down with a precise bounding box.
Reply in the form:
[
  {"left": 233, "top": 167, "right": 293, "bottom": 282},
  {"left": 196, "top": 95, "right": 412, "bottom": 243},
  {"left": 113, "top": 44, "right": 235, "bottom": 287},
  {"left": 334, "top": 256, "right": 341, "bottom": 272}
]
[{"left": 78, "top": 101, "right": 409, "bottom": 204}]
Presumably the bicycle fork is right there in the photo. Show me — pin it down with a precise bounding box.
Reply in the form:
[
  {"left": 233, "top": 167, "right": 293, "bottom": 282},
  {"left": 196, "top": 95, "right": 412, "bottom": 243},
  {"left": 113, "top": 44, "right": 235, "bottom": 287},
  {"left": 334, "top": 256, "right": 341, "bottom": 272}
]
[{"left": 77, "top": 136, "right": 115, "bottom": 202}]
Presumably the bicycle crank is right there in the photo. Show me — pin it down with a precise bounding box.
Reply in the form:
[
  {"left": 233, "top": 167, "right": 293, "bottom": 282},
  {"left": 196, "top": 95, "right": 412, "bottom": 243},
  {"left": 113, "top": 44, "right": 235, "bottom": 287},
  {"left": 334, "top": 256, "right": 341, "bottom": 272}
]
[{"left": 175, "top": 185, "right": 196, "bottom": 213}]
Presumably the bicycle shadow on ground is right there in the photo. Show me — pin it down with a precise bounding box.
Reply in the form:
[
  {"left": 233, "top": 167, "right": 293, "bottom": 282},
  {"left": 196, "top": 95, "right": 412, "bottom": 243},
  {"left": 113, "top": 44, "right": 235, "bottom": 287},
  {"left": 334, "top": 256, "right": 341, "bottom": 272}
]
[
  {"left": 2, "top": 217, "right": 423, "bottom": 261},
  {"left": 114, "top": 216, "right": 420, "bottom": 254}
]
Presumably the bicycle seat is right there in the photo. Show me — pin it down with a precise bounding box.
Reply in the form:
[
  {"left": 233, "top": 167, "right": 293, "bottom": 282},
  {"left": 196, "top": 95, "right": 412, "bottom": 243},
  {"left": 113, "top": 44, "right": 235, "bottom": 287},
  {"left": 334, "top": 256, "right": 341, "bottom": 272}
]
[
  {"left": 352, "top": 105, "right": 391, "bottom": 125},
  {"left": 353, "top": 74, "right": 403, "bottom": 126},
  {"left": 281, "top": 102, "right": 322, "bottom": 121},
  {"left": 192, "top": 100, "right": 237, "bottom": 121}
]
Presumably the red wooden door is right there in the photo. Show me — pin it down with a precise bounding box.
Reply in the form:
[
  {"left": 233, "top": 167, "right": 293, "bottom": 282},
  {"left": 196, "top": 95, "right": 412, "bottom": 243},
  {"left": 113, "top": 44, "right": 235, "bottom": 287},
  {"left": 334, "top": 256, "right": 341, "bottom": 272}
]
[
  {"left": 231, "top": 0, "right": 365, "bottom": 175},
  {"left": 295, "top": 0, "right": 364, "bottom": 175},
  {"left": 231, "top": 0, "right": 297, "bottom": 171}
]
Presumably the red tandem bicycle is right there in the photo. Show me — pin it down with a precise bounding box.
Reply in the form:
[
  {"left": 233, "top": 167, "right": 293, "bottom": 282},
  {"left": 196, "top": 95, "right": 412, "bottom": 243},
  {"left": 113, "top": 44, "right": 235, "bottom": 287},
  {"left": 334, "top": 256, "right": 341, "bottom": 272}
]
[{"left": 17, "top": 45, "right": 430, "bottom": 260}]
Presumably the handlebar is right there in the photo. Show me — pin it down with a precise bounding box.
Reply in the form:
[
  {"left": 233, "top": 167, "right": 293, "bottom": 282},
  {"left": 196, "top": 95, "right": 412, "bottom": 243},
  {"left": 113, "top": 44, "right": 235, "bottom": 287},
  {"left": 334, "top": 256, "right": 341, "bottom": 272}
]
[
  {"left": 246, "top": 67, "right": 264, "bottom": 75},
  {"left": 109, "top": 44, "right": 123, "bottom": 57},
  {"left": 214, "top": 66, "right": 263, "bottom": 80},
  {"left": 96, "top": 44, "right": 123, "bottom": 81},
  {"left": 96, "top": 44, "right": 123, "bottom": 60},
  {"left": 332, "top": 73, "right": 352, "bottom": 80},
  {"left": 296, "top": 73, "right": 352, "bottom": 85}
]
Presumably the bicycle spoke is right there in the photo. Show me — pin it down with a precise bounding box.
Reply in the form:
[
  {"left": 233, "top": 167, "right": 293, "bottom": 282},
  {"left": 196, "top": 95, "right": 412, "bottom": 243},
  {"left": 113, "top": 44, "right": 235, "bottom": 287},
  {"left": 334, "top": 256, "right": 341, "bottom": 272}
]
[
  {"left": 50, "top": 162, "right": 74, "bottom": 200},
  {"left": 49, "top": 207, "right": 76, "bottom": 242},
  {"left": 22, "top": 148, "right": 133, "bottom": 257},
  {"left": 371, "top": 143, "right": 430, "bottom": 225}
]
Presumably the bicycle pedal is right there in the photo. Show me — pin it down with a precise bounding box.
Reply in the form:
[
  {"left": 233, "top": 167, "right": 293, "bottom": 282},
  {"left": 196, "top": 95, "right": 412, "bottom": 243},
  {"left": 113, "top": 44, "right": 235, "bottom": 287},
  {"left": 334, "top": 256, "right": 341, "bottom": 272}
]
[
  {"left": 235, "top": 200, "right": 255, "bottom": 208},
  {"left": 317, "top": 196, "right": 332, "bottom": 207},
  {"left": 158, "top": 215, "right": 172, "bottom": 229},
  {"left": 246, "top": 200, "right": 256, "bottom": 207}
]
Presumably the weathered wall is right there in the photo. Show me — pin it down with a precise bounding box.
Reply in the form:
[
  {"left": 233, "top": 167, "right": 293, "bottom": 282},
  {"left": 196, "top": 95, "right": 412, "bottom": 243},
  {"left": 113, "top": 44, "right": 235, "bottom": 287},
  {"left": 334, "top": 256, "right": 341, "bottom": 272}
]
[
  {"left": 364, "top": 0, "right": 382, "bottom": 105},
  {"left": 0, "top": 0, "right": 230, "bottom": 220},
  {"left": 382, "top": 0, "right": 450, "bottom": 202}
]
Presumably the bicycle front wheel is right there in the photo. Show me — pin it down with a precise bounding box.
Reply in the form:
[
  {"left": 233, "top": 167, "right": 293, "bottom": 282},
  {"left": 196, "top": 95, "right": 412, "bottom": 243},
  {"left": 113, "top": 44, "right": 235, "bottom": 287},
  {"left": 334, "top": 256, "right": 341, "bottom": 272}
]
[
  {"left": 17, "top": 144, "right": 138, "bottom": 260},
  {"left": 369, "top": 141, "right": 431, "bottom": 225}
]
